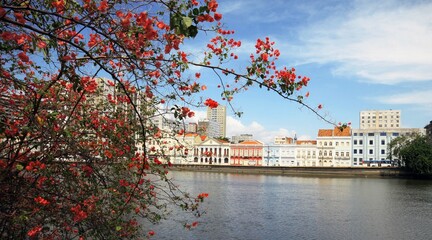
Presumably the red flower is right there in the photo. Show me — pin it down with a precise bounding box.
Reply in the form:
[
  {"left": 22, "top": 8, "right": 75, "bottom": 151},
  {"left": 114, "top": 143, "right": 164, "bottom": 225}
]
[
  {"left": 261, "top": 53, "right": 268, "bottom": 62},
  {"left": 195, "top": 72, "right": 201, "bottom": 79},
  {"left": 27, "top": 226, "right": 42, "bottom": 238},
  {"left": 192, "top": 221, "right": 199, "bottom": 227},
  {"left": 305, "top": 91, "right": 310, "bottom": 98},
  {"left": 98, "top": 0, "right": 109, "bottom": 12},
  {"left": 148, "top": 230, "right": 155, "bottom": 236},
  {"left": 318, "top": 104, "right": 323, "bottom": 110},
  {"left": 34, "top": 196, "right": 50, "bottom": 206},
  {"left": 214, "top": 12, "right": 222, "bottom": 21},
  {"left": 204, "top": 98, "right": 218, "bottom": 108},
  {"left": 18, "top": 52, "right": 29, "bottom": 62}
]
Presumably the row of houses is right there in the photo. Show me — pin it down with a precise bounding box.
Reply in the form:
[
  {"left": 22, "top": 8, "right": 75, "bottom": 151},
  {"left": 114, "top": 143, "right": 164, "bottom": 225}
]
[{"left": 144, "top": 125, "right": 424, "bottom": 167}]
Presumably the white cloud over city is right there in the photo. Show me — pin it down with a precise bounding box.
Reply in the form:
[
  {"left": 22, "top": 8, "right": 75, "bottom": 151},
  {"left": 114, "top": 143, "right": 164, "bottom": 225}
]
[{"left": 289, "top": 0, "right": 432, "bottom": 85}]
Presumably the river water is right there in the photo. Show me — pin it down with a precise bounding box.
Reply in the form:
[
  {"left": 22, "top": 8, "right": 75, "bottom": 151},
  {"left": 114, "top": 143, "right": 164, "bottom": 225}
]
[{"left": 151, "top": 171, "right": 432, "bottom": 240}]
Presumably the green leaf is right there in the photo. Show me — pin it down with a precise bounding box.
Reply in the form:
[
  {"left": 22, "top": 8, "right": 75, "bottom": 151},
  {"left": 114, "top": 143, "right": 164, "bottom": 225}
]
[
  {"left": 182, "top": 16, "right": 193, "bottom": 28},
  {"left": 115, "top": 226, "right": 122, "bottom": 231},
  {"left": 16, "top": 164, "right": 24, "bottom": 171}
]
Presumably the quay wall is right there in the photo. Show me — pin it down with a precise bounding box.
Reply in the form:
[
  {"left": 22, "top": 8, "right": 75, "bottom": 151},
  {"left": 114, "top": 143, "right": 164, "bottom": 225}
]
[{"left": 172, "top": 165, "right": 410, "bottom": 178}]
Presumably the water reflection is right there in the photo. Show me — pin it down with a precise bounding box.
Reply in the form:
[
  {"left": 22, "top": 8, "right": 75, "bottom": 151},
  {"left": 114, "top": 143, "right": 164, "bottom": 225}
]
[{"left": 151, "top": 171, "right": 432, "bottom": 240}]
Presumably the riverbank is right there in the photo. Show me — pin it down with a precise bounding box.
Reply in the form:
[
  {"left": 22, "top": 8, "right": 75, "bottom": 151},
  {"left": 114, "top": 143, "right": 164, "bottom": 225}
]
[{"left": 172, "top": 164, "right": 411, "bottom": 178}]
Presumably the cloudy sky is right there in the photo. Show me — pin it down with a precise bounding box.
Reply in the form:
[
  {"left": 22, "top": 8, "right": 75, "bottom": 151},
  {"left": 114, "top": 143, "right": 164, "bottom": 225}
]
[{"left": 186, "top": 0, "right": 432, "bottom": 143}]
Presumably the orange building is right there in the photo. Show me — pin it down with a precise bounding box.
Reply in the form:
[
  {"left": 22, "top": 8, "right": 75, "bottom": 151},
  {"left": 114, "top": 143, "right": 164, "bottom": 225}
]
[{"left": 230, "top": 140, "right": 264, "bottom": 166}]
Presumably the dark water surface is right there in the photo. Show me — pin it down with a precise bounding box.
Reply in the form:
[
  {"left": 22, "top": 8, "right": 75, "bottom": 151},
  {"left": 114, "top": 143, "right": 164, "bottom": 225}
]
[{"left": 151, "top": 171, "right": 432, "bottom": 240}]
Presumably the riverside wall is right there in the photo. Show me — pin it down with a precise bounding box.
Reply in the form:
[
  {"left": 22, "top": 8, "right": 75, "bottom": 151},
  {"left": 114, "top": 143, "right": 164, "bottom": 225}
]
[{"left": 172, "top": 164, "right": 410, "bottom": 178}]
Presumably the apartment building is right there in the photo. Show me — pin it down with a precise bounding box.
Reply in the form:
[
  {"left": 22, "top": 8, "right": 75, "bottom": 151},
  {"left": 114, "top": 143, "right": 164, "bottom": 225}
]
[{"left": 360, "top": 110, "right": 401, "bottom": 129}]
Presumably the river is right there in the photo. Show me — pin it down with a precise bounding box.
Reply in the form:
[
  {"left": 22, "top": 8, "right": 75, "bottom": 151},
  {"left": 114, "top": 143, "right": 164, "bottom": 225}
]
[{"left": 150, "top": 171, "right": 432, "bottom": 240}]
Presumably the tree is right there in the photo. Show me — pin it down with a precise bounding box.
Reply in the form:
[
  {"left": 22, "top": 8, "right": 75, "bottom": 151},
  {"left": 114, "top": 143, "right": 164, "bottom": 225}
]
[
  {"left": 398, "top": 135, "right": 432, "bottom": 176},
  {"left": 0, "top": 0, "right": 327, "bottom": 238}
]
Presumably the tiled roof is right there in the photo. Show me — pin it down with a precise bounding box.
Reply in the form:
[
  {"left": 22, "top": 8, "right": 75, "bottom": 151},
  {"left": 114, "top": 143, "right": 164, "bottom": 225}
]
[
  {"left": 318, "top": 129, "right": 333, "bottom": 137},
  {"left": 239, "top": 140, "right": 263, "bottom": 145},
  {"left": 318, "top": 126, "right": 351, "bottom": 137},
  {"left": 296, "top": 140, "right": 317, "bottom": 145},
  {"left": 333, "top": 126, "right": 351, "bottom": 136},
  {"left": 200, "top": 135, "right": 207, "bottom": 141}
]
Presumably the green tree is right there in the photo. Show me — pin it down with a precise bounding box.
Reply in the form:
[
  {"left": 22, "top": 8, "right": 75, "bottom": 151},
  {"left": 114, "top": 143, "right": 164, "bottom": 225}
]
[{"left": 399, "top": 135, "right": 432, "bottom": 176}]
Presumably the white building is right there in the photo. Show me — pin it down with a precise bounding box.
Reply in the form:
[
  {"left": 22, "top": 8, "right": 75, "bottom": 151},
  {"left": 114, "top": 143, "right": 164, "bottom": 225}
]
[
  {"left": 317, "top": 127, "right": 352, "bottom": 167},
  {"left": 360, "top": 110, "right": 401, "bottom": 129},
  {"left": 351, "top": 128, "right": 424, "bottom": 167},
  {"left": 295, "top": 140, "right": 318, "bottom": 167},
  {"left": 194, "top": 137, "right": 230, "bottom": 165}
]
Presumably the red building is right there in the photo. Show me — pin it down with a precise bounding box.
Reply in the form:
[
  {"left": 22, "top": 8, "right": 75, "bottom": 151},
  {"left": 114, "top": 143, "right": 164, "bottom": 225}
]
[{"left": 230, "top": 140, "right": 264, "bottom": 166}]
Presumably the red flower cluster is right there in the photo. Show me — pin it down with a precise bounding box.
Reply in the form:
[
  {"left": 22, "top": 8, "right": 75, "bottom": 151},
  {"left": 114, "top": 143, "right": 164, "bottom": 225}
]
[
  {"left": 204, "top": 98, "right": 218, "bottom": 108},
  {"left": 34, "top": 196, "right": 50, "bottom": 206}
]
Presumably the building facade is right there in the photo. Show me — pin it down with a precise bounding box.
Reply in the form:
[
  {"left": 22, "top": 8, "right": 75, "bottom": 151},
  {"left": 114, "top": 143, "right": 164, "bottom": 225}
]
[
  {"left": 207, "top": 105, "right": 226, "bottom": 138},
  {"left": 230, "top": 140, "right": 264, "bottom": 166},
  {"left": 194, "top": 137, "right": 230, "bottom": 165},
  {"left": 317, "top": 127, "right": 351, "bottom": 167},
  {"left": 352, "top": 128, "right": 424, "bottom": 167},
  {"left": 360, "top": 110, "right": 401, "bottom": 129}
]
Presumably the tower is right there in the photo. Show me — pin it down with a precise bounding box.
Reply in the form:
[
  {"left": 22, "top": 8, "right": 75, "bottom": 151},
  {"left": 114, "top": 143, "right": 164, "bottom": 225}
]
[{"left": 206, "top": 105, "right": 226, "bottom": 138}]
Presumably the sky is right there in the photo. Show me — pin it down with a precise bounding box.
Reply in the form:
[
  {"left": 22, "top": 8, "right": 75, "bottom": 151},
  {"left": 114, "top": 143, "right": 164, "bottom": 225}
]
[{"left": 184, "top": 0, "right": 432, "bottom": 143}]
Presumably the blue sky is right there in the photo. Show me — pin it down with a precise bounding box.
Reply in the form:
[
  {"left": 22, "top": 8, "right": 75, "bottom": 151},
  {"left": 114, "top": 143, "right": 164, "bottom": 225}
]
[{"left": 184, "top": 0, "right": 432, "bottom": 143}]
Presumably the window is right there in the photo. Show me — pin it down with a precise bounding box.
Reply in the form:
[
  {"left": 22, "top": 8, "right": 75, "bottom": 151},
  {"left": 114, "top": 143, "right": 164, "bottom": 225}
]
[
  {"left": 380, "top": 132, "right": 386, "bottom": 136},
  {"left": 369, "top": 149, "right": 373, "bottom": 154},
  {"left": 354, "top": 149, "right": 358, "bottom": 154},
  {"left": 381, "top": 140, "right": 385, "bottom": 145},
  {"left": 359, "top": 149, "right": 363, "bottom": 154},
  {"left": 354, "top": 140, "right": 358, "bottom": 145},
  {"left": 354, "top": 133, "right": 358, "bottom": 136},
  {"left": 381, "top": 149, "right": 385, "bottom": 154},
  {"left": 346, "top": 152, "right": 350, "bottom": 157},
  {"left": 369, "top": 140, "right": 373, "bottom": 145},
  {"left": 359, "top": 133, "right": 364, "bottom": 136},
  {"left": 368, "top": 133, "right": 374, "bottom": 136},
  {"left": 341, "top": 152, "right": 345, "bottom": 157},
  {"left": 393, "top": 132, "right": 399, "bottom": 137},
  {"left": 359, "top": 140, "right": 363, "bottom": 145}
]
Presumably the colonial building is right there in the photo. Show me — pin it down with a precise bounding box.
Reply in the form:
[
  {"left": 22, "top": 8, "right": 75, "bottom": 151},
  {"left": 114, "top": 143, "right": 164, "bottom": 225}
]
[
  {"left": 317, "top": 127, "right": 351, "bottom": 167},
  {"left": 230, "top": 140, "right": 264, "bottom": 166},
  {"left": 296, "top": 140, "right": 318, "bottom": 167},
  {"left": 172, "top": 133, "right": 204, "bottom": 164},
  {"left": 194, "top": 137, "right": 230, "bottom": 165},
  {"left": 263, "top": 144, "right": 296, "bottom": 166}
]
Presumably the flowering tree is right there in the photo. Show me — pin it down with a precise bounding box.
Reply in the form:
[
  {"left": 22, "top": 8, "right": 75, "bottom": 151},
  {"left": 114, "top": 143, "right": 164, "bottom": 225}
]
[{"left": 0, "top": 0, "right": 327, "bottom": 238}]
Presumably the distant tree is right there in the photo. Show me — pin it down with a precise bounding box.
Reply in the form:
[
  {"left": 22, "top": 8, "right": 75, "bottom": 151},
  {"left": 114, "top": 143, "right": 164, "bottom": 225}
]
[{"left": 0, "top": 0, "right": 332, "bottom": 238}]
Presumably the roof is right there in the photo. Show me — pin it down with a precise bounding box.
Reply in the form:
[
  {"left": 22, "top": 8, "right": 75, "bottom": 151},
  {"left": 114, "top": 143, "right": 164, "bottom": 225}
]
[
  {"left": 296, "top": 140, "right": 317, "bottom": 145},
  {"left": 333, "top": 126, "right": 351, "bottom": 136},
  {"left": 318, "top": 126, "right": 351, "bottom": 137},
  {"left": 239, "top": 140, "right": 263, "bottom": 145},
  {"left": 318, "top": 129, "right": 333, "bottom": 137}
]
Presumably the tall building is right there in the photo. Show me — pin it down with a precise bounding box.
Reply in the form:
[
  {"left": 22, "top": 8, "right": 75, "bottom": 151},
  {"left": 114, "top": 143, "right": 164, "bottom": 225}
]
[
  {"left": 360, "top": 110, "right": 401, "bottom": 129},
  {"left": 206, "top": 105, "right": 226, "bottom": 138},
  {"left": 197, "top": 119, "right": 220, "bottom": 138}
]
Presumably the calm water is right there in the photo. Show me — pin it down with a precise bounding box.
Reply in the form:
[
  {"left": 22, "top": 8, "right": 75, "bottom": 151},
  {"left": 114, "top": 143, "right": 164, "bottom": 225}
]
[{"left": 151, "top": 171, "right": 432, "bottom": 240}]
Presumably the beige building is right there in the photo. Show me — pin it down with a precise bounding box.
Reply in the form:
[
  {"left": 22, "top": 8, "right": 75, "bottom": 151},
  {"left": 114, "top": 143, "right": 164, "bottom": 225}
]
[
  {"left": 206, "top": 105, "right": 226, "bottom": 138},
  {"left": 317, "top": 127, "right": 352, "bottom": 167},
  {"left": 360, "top": 110, "right": 401, "bottom": 129}
]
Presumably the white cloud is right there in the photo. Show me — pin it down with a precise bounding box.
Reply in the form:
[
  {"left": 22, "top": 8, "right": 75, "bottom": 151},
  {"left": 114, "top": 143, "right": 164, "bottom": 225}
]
[
  {"left": 226, "top": 116, "right": 299, "bottom": 144},
  {"left": 373, "top": 90, "right": 432, "bottom": 105},
  {"left": 289, "top": 0, "right": 432, "bottom": 84}
]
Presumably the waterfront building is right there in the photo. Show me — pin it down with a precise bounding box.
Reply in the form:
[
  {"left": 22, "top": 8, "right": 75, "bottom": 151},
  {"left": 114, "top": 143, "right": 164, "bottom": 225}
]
[
  {"left": 295, "top": 140, "right": 318, "bottom": 167},
  {"left": 171, "top": 133, "right": 204, "bottom": 164},
  {"left": 231, "top": 134, "right": 253, "bottom": 144},
  {"left": 194, "top": 137, "right": 230, "bottom": 165},
  {"left": 360, "top": 110, "right": 401, "bottom": 129},
  {"left": 263, "top": 144, "right": 296, "bottom": 166},
  {"left": 317, "top": 127, "right": 351, "bottom": 167},
  {"left": 351, "top": 128, "right": 424, "bottom": 167},
  {"left": 230, "top": 140, "right": 264, "bottom": 166},
  {"left": 207, "top": 105, "right": 226, "bottom": 137}
]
